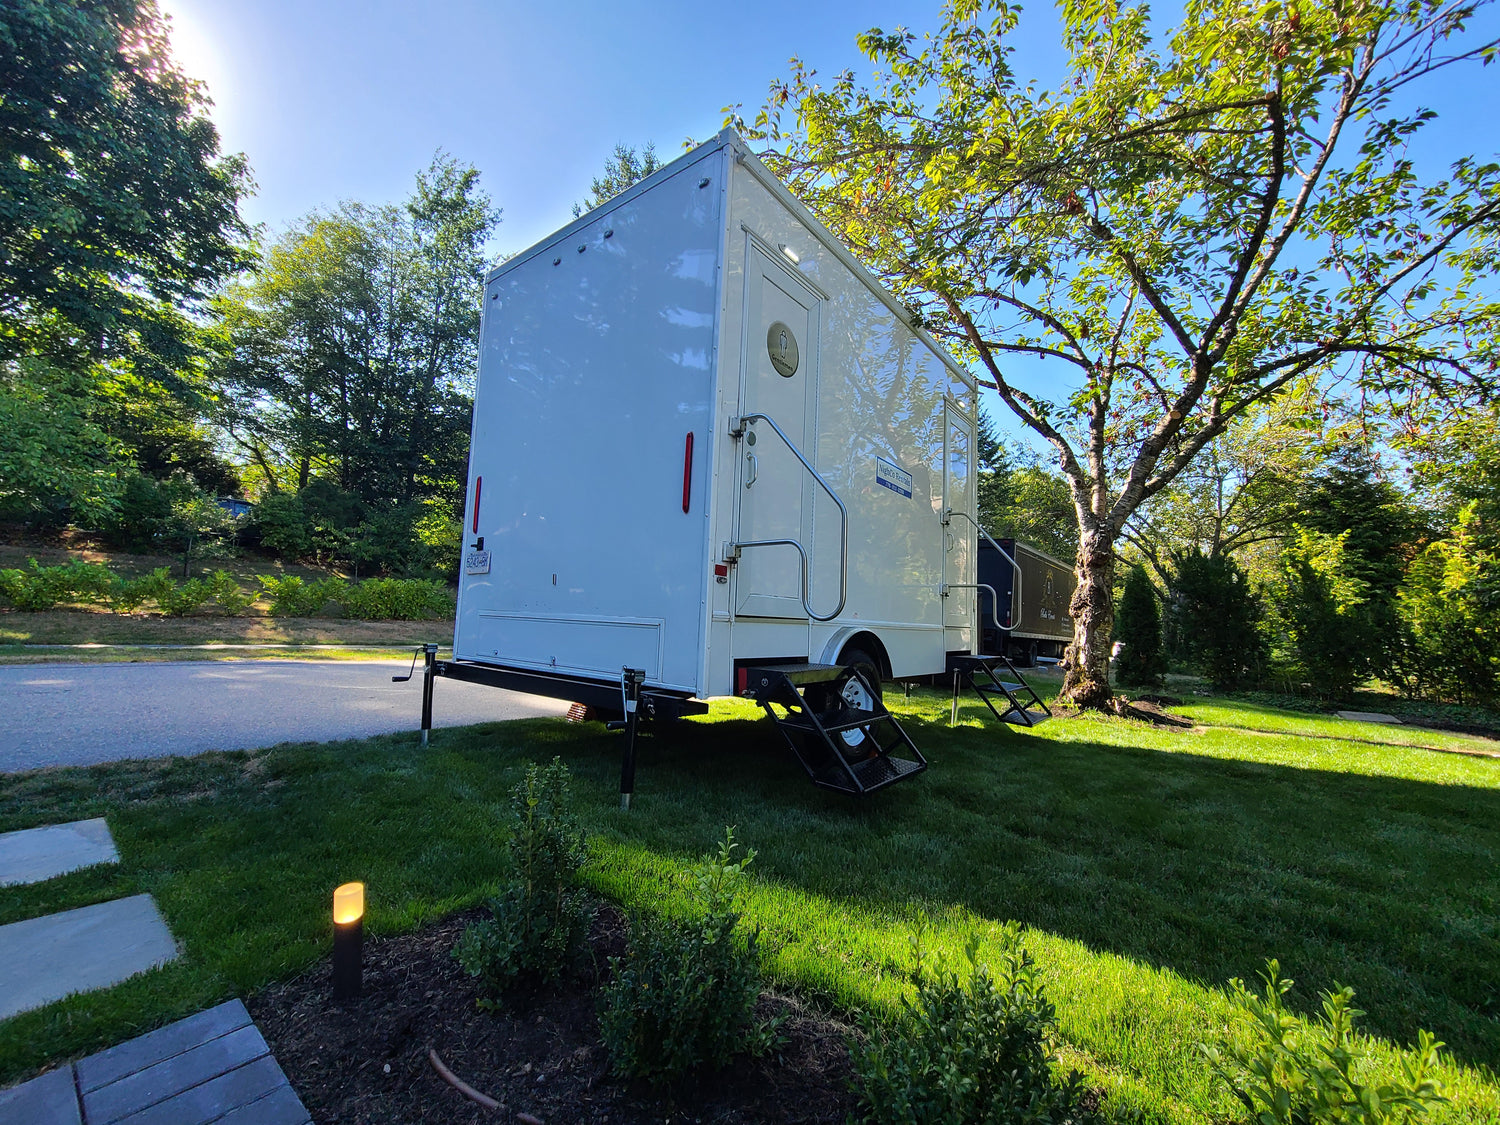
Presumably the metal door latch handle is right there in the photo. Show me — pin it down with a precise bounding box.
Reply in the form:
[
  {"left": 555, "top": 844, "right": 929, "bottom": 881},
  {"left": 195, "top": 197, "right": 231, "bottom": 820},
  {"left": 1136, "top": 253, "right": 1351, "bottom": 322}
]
[{"left": 744, "top": 452, "right": 758, "bottom": 488}]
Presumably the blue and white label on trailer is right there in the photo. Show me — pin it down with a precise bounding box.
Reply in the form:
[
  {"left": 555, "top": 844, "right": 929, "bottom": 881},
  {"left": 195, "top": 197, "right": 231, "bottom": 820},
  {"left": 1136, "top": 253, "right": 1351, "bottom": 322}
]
[
  {"left": 875, "top": 456, "right": 913, "bottom": 498},
  {"left": 464, "top": 550, "right": 492, "bottom": 576}
]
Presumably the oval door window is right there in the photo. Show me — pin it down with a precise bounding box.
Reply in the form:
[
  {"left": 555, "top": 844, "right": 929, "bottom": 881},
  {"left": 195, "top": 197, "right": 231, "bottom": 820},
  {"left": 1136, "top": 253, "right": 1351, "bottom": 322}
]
[{"left": 766, "top": 321, "right": 799, "bottom": 377}]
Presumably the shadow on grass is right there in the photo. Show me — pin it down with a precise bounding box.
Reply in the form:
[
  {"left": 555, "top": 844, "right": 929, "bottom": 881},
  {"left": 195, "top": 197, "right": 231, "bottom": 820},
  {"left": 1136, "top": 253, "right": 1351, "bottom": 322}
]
[
  {"left": 548, "top": 706, "right": 1500, "bottom": 1068},
  {"left": 0, "top": 698, "right": 1495, "bottom": 1086}
]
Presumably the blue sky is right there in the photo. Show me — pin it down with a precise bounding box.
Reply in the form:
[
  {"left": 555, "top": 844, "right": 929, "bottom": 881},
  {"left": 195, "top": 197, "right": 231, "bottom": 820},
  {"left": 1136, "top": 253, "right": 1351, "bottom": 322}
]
[
  {"left": 159, "top": 0, "right": 1073, "bottom": 257},
  {"left": 159, "top": 0, "right": 1497, "bottom": 448}
]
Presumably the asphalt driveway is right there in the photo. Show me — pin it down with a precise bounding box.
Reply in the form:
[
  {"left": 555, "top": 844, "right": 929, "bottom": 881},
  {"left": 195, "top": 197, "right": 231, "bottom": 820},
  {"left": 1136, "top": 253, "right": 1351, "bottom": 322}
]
[{"left": 0, "top": 660, "right": 570, "bottom": 773}]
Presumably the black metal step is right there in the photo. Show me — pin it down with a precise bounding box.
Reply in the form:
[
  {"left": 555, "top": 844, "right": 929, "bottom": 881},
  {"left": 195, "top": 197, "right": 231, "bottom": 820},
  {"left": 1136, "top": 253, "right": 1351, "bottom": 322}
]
[
  {"left": 973, "top": 682, "right": 1025, "bottom": 694},
  {"left": 781, "top": 707, "right": 889, "bottom": 735},
  {"left": 741, "top": 662, "right": 844, "bottom": 692},
  {"left": 1001, "top": 709, "right": 1051, "bottom": 726},
  {"left": 812, "top": 753, "right": 925, "bottom": 795}
]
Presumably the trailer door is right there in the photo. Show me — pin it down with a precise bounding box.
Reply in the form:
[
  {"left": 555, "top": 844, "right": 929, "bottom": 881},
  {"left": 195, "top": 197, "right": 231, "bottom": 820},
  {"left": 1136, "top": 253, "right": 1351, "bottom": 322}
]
[
  {"left": 943, "top": 403, "right": 975, "bottom": 636},
  {"left": 734, "top": 242, "right": 823, "bottom": 618}
]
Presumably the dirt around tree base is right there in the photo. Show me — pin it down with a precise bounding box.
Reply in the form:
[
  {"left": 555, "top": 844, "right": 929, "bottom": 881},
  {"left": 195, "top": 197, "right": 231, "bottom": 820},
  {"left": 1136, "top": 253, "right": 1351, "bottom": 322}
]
[{"left": 248, "top": 906, "right": 858, "bottom": 1125}]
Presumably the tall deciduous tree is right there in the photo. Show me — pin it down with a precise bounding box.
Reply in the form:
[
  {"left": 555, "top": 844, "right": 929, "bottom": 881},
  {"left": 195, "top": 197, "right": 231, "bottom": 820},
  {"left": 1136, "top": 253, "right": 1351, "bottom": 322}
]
[
  {"left": 736, "top": 0, "right": 1500, "bottom": 710},
  {"left": 0, "top": 0, "right": 250, "bottom": 375},
  {"left": 212, "top": 155, "right": 499, "bottom": 507}
]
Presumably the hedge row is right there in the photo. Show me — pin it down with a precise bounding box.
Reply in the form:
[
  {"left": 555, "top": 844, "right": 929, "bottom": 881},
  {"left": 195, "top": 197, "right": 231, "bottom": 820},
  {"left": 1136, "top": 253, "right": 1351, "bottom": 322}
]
[{"left": 0, "top": 560, "right": 455, "bottom": 620}]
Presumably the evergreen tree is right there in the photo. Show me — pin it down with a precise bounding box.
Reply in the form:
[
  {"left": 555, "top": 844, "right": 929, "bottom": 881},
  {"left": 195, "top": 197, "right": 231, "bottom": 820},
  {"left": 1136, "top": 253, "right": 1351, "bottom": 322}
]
[
  {"left": 1115, "top": 565, "right": 1164, "bottom": 687},
  {"left": 1167, "top": 550, "right": 1265, "bottom": 692}
]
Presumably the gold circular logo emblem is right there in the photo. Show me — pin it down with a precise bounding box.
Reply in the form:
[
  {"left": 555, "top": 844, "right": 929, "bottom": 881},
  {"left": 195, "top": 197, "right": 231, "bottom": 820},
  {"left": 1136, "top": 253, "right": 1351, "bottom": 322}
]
[{"left": 767, "top": 321, "right": 799, "bottom": 377}]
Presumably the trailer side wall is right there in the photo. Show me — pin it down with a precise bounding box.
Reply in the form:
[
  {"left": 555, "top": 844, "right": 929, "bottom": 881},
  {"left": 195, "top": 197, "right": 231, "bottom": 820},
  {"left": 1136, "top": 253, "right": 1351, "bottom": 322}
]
[
  {"left": 454, "top": 149, "right": 725, "bottom": 693},
  {"left": 704, "top": 153, "right": 978, "bottom": 691}
]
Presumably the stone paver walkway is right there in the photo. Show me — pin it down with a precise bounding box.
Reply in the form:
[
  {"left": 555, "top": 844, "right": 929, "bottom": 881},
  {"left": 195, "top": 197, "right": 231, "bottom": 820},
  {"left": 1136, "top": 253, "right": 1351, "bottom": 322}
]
[
  {"left": 0, "top": 895, "right": 179, "bottom": 1020},
  {"left": 0, "top": 818, "right": 119, "bottom": 887},
  {"left": 0, "top": 1000, "right": 309, "bottom": 1124}
]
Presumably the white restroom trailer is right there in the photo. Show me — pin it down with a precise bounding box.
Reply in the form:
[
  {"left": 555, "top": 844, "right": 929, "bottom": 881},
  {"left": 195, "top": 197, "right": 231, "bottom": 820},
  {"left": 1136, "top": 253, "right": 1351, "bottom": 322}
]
[{"left": 430, "top": 129, "right": 1008, "bottom": 799}]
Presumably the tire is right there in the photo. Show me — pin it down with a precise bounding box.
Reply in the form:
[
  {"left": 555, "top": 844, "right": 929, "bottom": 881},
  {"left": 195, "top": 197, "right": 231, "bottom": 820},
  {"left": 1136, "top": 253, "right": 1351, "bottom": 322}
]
[{"left": 826, "top": 646, "right": 882, "bottom": 759}]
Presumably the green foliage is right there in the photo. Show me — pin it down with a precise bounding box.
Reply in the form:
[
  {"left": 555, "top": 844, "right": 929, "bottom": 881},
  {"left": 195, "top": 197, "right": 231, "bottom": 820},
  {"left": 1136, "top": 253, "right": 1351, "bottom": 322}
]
[
  {"left": 1115, "top": 565, "right": 1164, "bottom": 688},
  {"left": 336, "top": 577, "right": 453, "bottom": 621},
  {"left": 572, "top": 141, "right": 662, "bottom": 217},
  {"left": 1167, "top": 551, "right": 1264, "bottom": 691},
  {"left": 255, "top": 576, "right": 342, "bottom": 618},
  {"left": 250, "top": 487, "right": 461, "bottom": 579},
  {"left": 1202, "top": 961, "right": 1447, "bottom": 1125},
  {"left": 454, "top": 758, "right": 590, "bottom": 1003},
  {"left": 1264, "top": 531, "right": 1379, "bottom": 700},
  {"left": 1393, "top": 506, "right": 1500, "bottom": 706},
  {"left": 0, "top": 359, "right": 123, "bottom": 525},
  {"left": 102, "top": 473, "right": 237, "bottom": 565},
  {"left": 0, "top": 0, "right": 250, "bottom": 375},
  {"left": 248, "top": 493, "right": 314, "bottom": 560},
  {"left": 598, "top": 828, "right": 770, "bottom": 1085},
  {"left": 253, "top": 574, "right": 453, "bottom": 620},
  {"left": 851, "top": 922, "right": 1100, "bottom": 1125},
  {"left": 109, "top": 569, "right": 178, "bottom": 614},
  {"left": 0, "top": 561, "right": 254, "bottom": 617},
  {"left": 0, "top": 560, "right": 116, "bottom": 611},
  {"left": 212, "top": 154, "right": 497, "bottom": 515}
]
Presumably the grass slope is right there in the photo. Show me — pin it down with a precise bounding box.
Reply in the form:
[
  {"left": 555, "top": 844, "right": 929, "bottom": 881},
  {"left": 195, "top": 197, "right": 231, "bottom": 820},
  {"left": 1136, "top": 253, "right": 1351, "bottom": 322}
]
[{"left": 0, "top": 688, "right": 1495, "bottom": 1122}]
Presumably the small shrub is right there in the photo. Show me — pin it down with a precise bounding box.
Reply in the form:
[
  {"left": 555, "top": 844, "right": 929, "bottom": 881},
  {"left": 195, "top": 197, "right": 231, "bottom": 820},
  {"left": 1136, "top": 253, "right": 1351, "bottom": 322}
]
[
  {"left": 0, "top": 559, "right": 116, "bottom": 611},
  {"left": 454, "top": 758, "right": 590, "bottom": 1004},
  {"left": 258, "top": 575, "right": 345, "bottom": 617},
  {"left": 598, "top": 828, "right": 772, "bottom": 1085},
  {"left": 850, "top": 922, "right": 1100, "bottom": 1125},
  {"left": 205, "top": 570, "right": 256, "bottom": 616},
  {"left": 110, "top": 568, "right": 177, "bottom": 613},
  {"left": 156, "top": 577, "right": 213, "bottom": 616},
  {"left": 338, "top": 577, "right": 454, "bottom": 620},
  {"left": 1201, "top": 960, "right": 1447, "bottom": 1125}
]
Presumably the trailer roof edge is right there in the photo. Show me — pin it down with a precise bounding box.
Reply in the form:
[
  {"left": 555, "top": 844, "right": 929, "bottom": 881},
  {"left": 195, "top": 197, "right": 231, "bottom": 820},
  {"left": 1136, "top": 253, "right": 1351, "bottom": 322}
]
[
  {"left": 488, "top": 129, "right": 978, "bottom": 397},
  {"left": 721, "top": 133, "right": 977, "bottom": 395},
  {"left": 486, "top": 135, "right": 732, "bottom": 284}
]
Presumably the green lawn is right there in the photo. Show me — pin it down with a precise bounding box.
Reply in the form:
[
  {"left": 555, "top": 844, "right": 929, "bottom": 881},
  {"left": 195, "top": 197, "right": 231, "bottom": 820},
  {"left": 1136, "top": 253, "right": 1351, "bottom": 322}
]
[{"left": 0, "top": 686, "right": 1496, "bottom": 1123}]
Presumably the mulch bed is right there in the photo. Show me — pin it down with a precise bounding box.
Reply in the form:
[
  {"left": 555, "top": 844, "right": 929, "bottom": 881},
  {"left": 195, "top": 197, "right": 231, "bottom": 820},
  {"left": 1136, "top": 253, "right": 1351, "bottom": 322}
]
[{"left": 248, "top": 905, "right": 858, "bottom": 1125}]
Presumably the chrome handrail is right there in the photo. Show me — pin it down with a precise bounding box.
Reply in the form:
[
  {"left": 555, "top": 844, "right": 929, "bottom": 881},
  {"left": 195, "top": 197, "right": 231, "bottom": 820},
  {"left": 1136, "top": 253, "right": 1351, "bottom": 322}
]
[
  {"left": 730, "top": 412, "right": 849, "bottom": 621},
  {"left": 943, "top": 508, "right": 1023, "bottom": 632},
  {"left": 941, "top": 583, "right": 1005, "bottom": 632}
]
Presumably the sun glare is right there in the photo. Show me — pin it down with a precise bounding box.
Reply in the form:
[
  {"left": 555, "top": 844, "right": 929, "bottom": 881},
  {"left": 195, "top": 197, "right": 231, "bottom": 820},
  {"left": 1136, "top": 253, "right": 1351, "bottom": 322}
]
[{"left": 157, "top": 0, "right": 229, "bottom": 117}]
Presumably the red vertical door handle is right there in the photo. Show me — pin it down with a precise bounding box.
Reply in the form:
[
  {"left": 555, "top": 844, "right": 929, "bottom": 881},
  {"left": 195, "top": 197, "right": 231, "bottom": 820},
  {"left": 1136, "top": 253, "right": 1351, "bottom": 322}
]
[
  {"left": 472, "top": 476, "right": 482, "bottom": 534},
  {"left": 682, "top": 433, "right": 695, "bottom": 513}
]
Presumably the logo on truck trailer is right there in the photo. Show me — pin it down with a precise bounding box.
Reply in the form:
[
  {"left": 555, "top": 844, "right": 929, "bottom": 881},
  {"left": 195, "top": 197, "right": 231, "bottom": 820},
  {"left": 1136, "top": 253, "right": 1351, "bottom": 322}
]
[{"left": 875, "top": 457, "right": 913, "bottom": 499}]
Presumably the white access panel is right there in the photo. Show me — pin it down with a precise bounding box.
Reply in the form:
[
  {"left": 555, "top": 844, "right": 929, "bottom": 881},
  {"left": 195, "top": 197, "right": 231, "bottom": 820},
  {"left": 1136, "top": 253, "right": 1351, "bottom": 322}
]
[{"left": 454, "top": 149, "right": 725, "bottom": 693}]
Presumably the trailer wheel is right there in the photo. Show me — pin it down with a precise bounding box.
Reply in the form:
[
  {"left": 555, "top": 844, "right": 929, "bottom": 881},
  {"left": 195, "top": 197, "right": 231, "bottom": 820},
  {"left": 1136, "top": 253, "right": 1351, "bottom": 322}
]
[{"left": 828, "top": 647, "right": 882, "bottom": 759}]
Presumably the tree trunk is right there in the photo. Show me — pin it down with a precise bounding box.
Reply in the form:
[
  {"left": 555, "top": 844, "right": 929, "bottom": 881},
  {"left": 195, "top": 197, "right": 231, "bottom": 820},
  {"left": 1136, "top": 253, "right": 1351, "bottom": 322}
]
[{"left": 1060, "top": 527, "right": 1117, "bottom": 709}]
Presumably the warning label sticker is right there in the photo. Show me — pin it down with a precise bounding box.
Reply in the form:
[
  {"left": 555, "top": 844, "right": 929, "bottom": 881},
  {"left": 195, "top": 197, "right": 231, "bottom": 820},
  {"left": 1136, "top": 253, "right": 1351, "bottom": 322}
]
[{"left": 876, "top": 457, "right": 913, "bottom": 499}]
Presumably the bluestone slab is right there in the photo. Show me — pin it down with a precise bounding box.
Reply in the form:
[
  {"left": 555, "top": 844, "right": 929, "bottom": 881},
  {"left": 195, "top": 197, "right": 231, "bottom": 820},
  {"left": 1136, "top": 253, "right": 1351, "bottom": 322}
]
[
  {"left": 0, "top": 818, "right": 118, "bottom": 887},
  {"left": 83, "top": 1024, "right": 267, "bottom": 1124},
  {"left": 1335, "top": 710, "right": 1402, "bottom": 724},
  {"left": 212, "top": 1082, "right": 311, "bottom": 1125},
  {"left": 76, "top": 1001, "right": 251, "bottom": 1094},
  {"left": 0, "top": 895, "right": 178, "bottom": 1020},
  {"left": 109, "top": 1054, "right": 288, "bottom": 1125},
  {"left": 0, "top": 1067, "right": 81, "bottom": 1125}
]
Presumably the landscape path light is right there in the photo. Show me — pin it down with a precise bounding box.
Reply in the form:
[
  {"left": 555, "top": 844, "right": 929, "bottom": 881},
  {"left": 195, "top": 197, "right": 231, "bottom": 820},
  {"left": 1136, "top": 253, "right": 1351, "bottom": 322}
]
[{"left": 332, "top": 881, "right": 364, "bottom": 999}]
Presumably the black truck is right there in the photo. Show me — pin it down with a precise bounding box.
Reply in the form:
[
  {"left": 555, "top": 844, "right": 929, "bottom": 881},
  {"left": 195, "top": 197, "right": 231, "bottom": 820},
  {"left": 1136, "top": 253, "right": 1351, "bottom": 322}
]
[{"left": 976, "top": 539, "right": 1076, "bottom": 665}]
